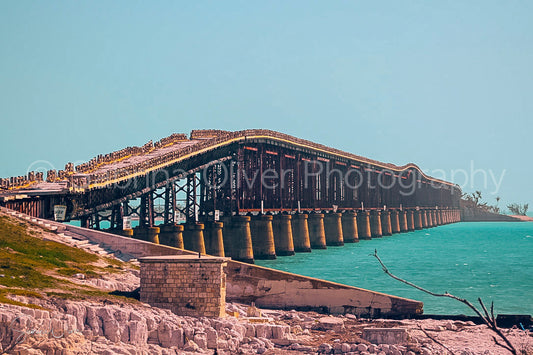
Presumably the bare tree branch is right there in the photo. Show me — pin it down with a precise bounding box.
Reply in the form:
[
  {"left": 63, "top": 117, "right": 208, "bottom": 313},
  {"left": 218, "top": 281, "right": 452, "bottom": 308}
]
[
  {"left": 372, "top": 249, "right": 517, "bottom": 354},
  {"left": 417, "top": 325, "right": 456, "bottom": 355}
]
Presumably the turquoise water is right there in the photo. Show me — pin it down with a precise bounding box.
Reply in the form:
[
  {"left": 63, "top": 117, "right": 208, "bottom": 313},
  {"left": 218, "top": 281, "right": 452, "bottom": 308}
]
[{"left": 256, "top": 222, "right": 533, "bottom": 316}]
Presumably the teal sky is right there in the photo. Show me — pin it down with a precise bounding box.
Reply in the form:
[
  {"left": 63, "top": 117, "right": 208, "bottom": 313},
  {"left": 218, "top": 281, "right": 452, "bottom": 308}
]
[{"left": 1, "top": 1, "right": 531, "bottom": 210}]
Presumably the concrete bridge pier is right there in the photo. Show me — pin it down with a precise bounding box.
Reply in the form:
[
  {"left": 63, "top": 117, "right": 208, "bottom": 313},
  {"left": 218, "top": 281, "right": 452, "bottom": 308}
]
[
  {"left": 159, "top": 224, "right": 184, "bottom": 249},
  {"left": 400, "top": 210, "right": 409, "bottom": 232},
  {"left": 414, "top": 210, "right": 423, "bottom": 230},
  {"left": 370, "top": 210, "right": 383, "bottom": 238},
  {"left": 222, "top": 215, "right": 254, "bottom": 263},
  {"left": 324, "top": 212, "right": 344, "bottom": 246},
  {"left": 391, "top": 210, "right": 401, "bottom": 234},
  {"left": 357, "top": 210, "right": 372, "bottom": 240},
  {"left": 422, "top": 210, "right": 429, "bottom": 228},
  {"left": 381, "top": 210, "right": 392, "bottom": 236},
  {"left": 432, "top": 210, "right": 438, "bottom": 226},
  {"left": 272, "top": 214, "right": 295, "bottom": 256},
  {"left": 308, "top": 213, "right": 327, "bottom": 249},
  {"left": 292, "top": 213, "right": 312, "bottom": 252},
  {"left": 119, "top": 228, "right": 134, "bottom": 238},
  {"left": 250, "top": 214, "right": 277, "bottom": 259},
  {"left": 204, "top": 221, "right": 225, "bottom": 257},
  {"left": 341, "top": 211, "right": 359, "bottom": 243},
  {"left": 427, "top": 211, "right": 433, "bottom": 227},
  {"left": 436, "top": 210, "right": 442, "bottom": 225},
  {"left": 407, "top": 210, "right": 415, "bottom": 231},
  {"left": 133, "top": 226, "right": 160, "bottom": 244},
  {"left": 183, "top": 223, "right": 206, "bottom": 254}
]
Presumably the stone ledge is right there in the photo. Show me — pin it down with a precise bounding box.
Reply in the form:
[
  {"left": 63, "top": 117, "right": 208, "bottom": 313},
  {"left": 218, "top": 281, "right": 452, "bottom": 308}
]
[{"left": 139, "top": 255, "right": 230, "bottom": 263}]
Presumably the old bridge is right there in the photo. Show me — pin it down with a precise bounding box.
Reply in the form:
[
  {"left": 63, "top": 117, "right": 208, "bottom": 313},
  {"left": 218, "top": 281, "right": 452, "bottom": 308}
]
[{"left": 0, "top": 129, "right": 461, "bottom": 263}]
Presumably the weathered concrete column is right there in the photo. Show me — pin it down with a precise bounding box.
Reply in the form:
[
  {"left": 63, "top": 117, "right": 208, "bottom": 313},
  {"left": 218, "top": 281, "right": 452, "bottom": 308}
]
[
  {"left": 399, "top": 211, "right": 408, "bottom": 232},
  {"left": 407, "top": 210, "right": 415, "bottom": 231},
  {"left": 422, "top": 210, "right": 429, "bottom": 228},
  {"left": 292, "top": 213, "right": 311, "bottom": 252},
  {"left": 341, "top": 211, "right": 359, "bottom": 243},
  {"left": 308, "top": 213, "right": 327, "bottom": 249},
  {"left": 120, "top": 228, "right": 134, "bottom": 237},
  {"left": 183, "top": 223, "right": 206, "bottom": 254},
  {"left": 370, "top": 210, "right": 383, "bottom": 238},
  {"left": 250, "top": 214, "right": 276, "bottom": 259},
  {"left": 133, "top": 226, "right": 160, "bottom": 244},
  {"left": 357, "top": 210, "right": 372, "bottom": 240},
  {"left": 436, "top": 210, "right": 442, "bottom": 225},
  {"left": 391, "top": 210, "right": 401, "bottom": 234},
  {"left": 381, "top": 210, "right": 392, "bottom": 236},
  {"left": 426, "top": 211, "right": 433, "bottom": 227},
  {"left": 140, "top": 255, "right": 228, "bottom": 318},
  {"left": 159, "top": 224, "right": 184, "bottom": 249},
  {"left": 324, "top": 212, "right": 344, "bottom": 246},
  {"left": 204, "top": 221, "right": 225, "bottom": 257},
  {"left": 225, "top": 216, "right": 254, "bottom": 263},
  {"left": 272, "top": 214, "right": 295, "bottom": 256},
  {"left": 432, "top": 211, "right": 438, "bottom": 227},
  {"left": 414, "top": 210, "right": 423, "bottom": 230}
]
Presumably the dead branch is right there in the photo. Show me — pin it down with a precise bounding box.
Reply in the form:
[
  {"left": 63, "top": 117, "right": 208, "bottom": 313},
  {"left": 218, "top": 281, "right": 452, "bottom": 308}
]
[
  {"left": 372, "top": 249, "right": 518, "bottom": 354},
  {"left": 417, "top": 325, "right": 456, "bottom": 355}
]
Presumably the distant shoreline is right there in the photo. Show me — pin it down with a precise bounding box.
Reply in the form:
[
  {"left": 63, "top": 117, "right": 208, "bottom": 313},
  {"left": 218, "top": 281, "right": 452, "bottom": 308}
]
[{"left": 510, "top": 215, "right": 533, "bottom": 221}]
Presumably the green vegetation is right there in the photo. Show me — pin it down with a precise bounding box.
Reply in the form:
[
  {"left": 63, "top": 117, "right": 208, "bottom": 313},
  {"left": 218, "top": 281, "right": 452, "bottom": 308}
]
[
  {"left": 0, "top": 288, "right": 45, "bottom": 309},
  {"left": 0, "top": 214, "right": 137, "bottom": 307}
]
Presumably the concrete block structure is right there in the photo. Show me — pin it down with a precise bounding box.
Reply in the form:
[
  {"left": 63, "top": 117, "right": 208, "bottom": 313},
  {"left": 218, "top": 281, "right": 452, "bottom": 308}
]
[{"left": 139, "top": 255, "right": 229, "bottom": 318}]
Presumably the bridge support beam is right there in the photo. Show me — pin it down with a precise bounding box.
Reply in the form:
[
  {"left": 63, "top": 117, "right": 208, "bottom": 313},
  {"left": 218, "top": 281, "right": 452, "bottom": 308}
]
[
  {"left": 250, "top": 214, "right": 276, "bottom": 259},
  {"left": 381, "top": 210, "right": 392, "bottom": 236},
  {"left": 272, "top": 214, "right": 295, "bottom": 256},
  {"left": 308, "top": 213, "right": 327, "bottom": 249},
  {"left": 357, "top": 210, "right": 372, "bottom": 240},
  {"left": 159, "top": 224, "right": 184, "bottom": 249},
  {"left": 341, "top": 211, "right": 359, "bottom": 243},
  {"left": 292, "top": 213, "right": 311, "bottom": 252},
  {"left": 204, "top": 221, "right": 225, "bottom": 257},
  {"left": 324, "top": 212, "right": 344, "bottom": 246},
  {"left": 183, "top": 223, "right": 206, "bottom": 254}
]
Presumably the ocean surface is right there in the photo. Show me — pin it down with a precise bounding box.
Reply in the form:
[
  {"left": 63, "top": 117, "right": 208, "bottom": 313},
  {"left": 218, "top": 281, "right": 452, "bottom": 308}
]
[{"left": 255, "top": 222, "right": 533, "bottom": 316}]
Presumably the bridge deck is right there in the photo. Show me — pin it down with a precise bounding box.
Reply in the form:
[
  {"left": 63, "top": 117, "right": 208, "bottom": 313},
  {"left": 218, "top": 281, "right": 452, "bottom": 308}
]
[{"left": 1, "top": 129, "right": 456, "bottom": 199}]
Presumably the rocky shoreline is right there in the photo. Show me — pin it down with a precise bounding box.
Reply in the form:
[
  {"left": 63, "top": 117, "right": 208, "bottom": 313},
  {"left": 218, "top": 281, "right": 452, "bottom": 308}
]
[
  {"left": 2, "top": 295, "right": 532, "bottom": 354},
  {"left": 0, "top": 212, "right": 532, "bottom": 354}
]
